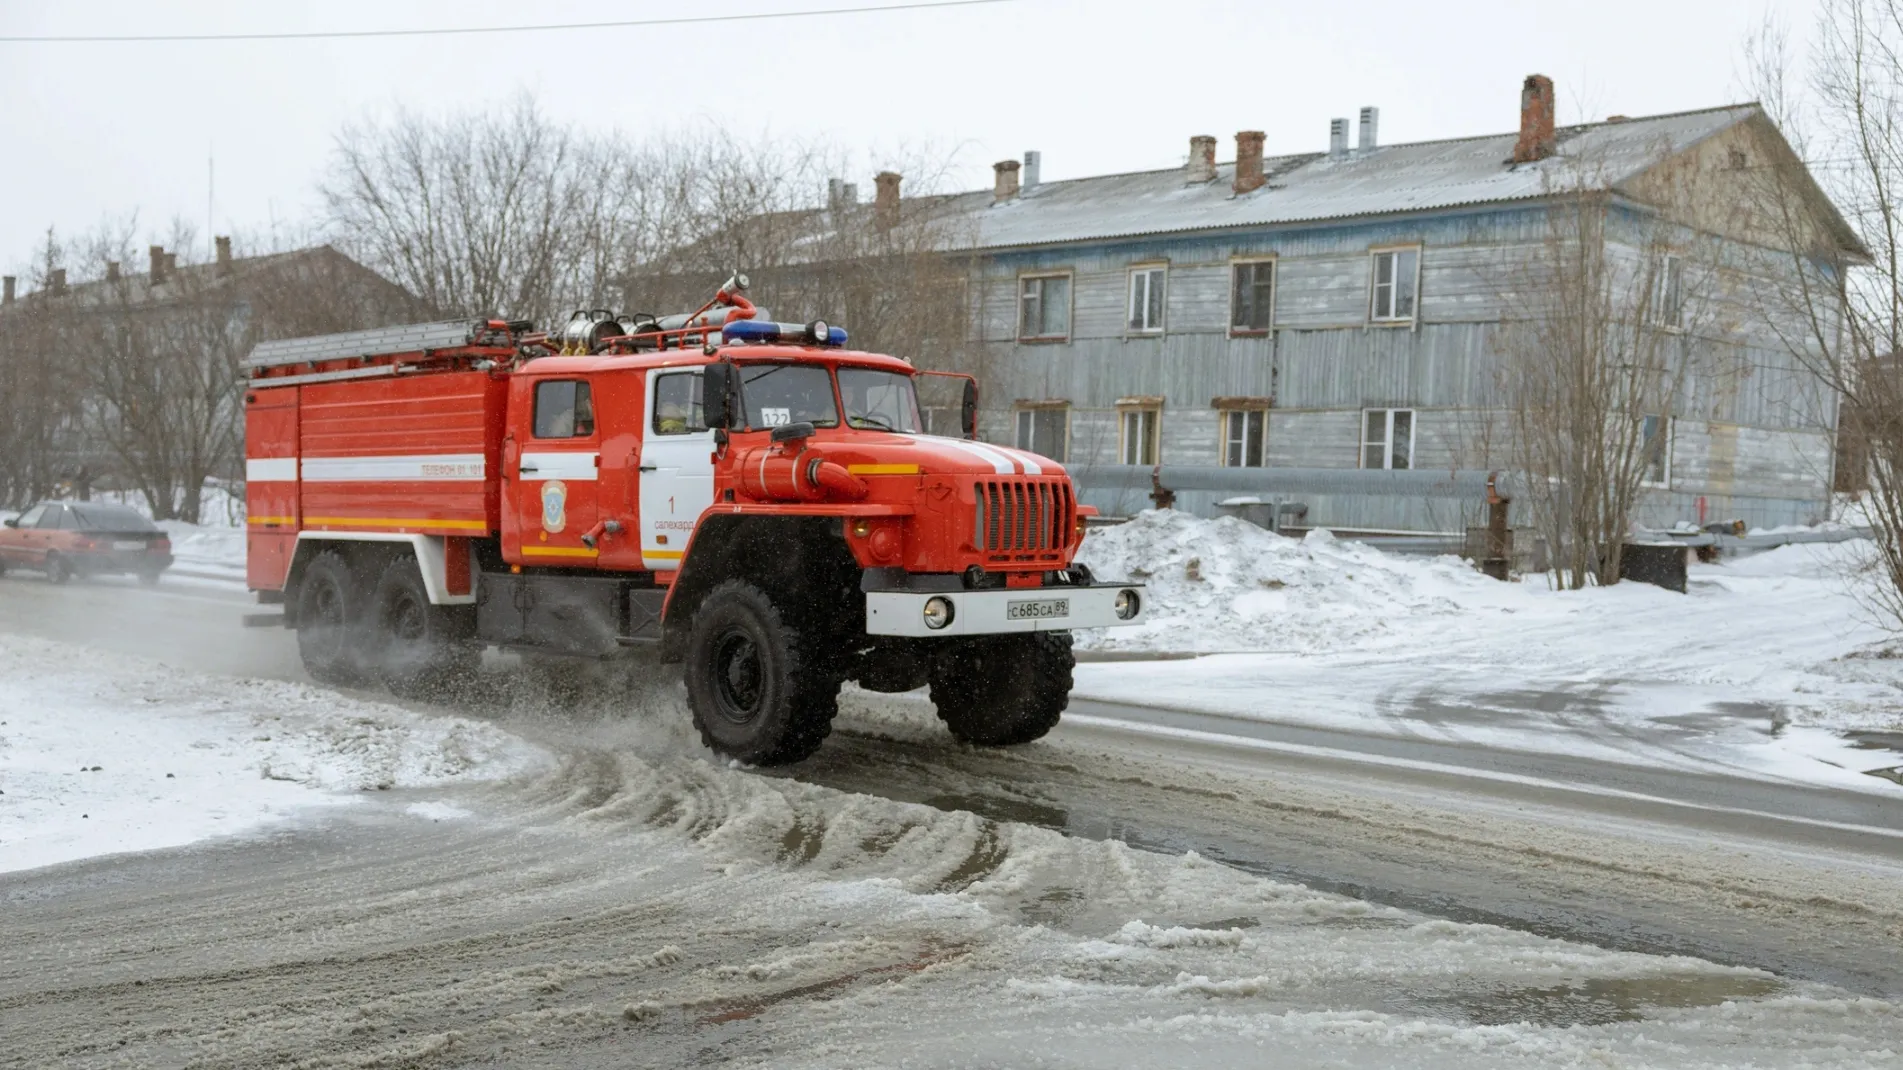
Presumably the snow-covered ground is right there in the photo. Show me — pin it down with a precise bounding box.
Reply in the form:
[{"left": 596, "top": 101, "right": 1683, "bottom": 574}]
[
  {"left": 0, "top": 635, "right": 546, "bottom": 873},
  {"left": 1076, "top": 510, "right": 1903, "bottom": 794}
]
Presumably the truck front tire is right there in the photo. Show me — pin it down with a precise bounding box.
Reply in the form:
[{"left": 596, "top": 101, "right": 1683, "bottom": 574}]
[
  {"left": 296, "top": 550, "right": 370, "bottom": 687},
  {"left": 684, "top": 580, "right": 840, "bottom": 766},
  {"left": 928, "top": 632, "right": 1074, "bottom": 747},
  {"left": 372, "top": 556, "right": 477, "bottom": 700}
]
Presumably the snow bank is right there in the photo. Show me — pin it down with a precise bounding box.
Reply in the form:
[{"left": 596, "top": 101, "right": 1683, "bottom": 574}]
[
  {"left": 1075, "top": 510, "right": 1506, "bottom": 653},
  {"left": 0, "top": 635, "right": 546, "bottom": 873}
]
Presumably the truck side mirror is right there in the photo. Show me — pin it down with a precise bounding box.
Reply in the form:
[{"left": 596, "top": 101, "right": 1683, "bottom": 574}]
[
  {"left": 704, "top": 361, "right": 734, "bottom": 429},
  {"left": 961, "top": 378, "right": 978, "bottom": 440}
]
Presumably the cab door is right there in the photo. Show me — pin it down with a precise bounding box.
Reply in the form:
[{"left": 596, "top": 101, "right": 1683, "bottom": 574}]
[
  {"left": 510, "top": 376, "right": 601, "bottom": 565},
  {"left": 639, "top": 368, "right": 716, "bottom": 572}
]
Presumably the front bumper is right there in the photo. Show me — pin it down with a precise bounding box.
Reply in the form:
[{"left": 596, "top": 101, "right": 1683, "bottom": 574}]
[{"left": 865, "top": 582, "right": 1146, "bottom": 638}]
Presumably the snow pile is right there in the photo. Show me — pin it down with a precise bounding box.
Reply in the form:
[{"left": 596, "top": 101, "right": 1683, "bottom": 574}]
[
  {"left": 0, "top": 635, "right": 546, "bottom": 873},
  {"left": 1076, "top": 510, "right": 1504, "bottom": 653}
]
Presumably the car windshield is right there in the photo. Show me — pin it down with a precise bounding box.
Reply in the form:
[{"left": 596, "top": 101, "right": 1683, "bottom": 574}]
[
  {"left": 837, "top": 368, "right": 922, "bottom": 433},
  {"left": 67, "top": 504, "right": 157, "bottom": 532},
  {"left": 738, "top": 364, "right": 839, "bottom": 429}
]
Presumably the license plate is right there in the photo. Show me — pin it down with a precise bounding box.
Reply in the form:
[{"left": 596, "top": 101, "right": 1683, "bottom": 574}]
[
  {"left": 113, "top": 541, "right": 145, "bottom": 551},
  {"left": 1006, "top": 598, "right": 1069, "bottom": 621}
]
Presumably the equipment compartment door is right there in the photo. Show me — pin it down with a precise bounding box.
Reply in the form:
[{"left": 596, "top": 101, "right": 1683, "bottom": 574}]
[
  {"left": 639, "top": 368, "right": 716, "bottom": 572},
  {"left": 512, "top": 376, "right": 601, "bottom": 566}
]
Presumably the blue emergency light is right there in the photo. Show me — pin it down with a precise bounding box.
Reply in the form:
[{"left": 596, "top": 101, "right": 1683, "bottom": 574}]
[{"left": 722, "top": 319, "right": 848, "bottom": 346}]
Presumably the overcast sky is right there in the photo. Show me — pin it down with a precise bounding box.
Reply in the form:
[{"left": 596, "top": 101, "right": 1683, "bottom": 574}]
[{"left": 1, "top": 0, "right": 1818, "bottom": 278}]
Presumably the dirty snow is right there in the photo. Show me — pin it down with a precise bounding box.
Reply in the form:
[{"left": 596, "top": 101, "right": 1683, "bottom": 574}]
[
  {"left": 1074, "top": 511, "right": 1903, "bottom": 792},
  {"left": 0, "top": 634, "right": 546, "bottom": 873}
]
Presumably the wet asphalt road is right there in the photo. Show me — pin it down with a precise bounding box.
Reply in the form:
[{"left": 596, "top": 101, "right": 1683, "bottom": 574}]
[{"left": 2, "top": 571, "right": 1901, "bottom": 1008}]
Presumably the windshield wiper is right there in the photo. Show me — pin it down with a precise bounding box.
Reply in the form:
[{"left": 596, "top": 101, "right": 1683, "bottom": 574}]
[{"left": 851, "top": 413, "right": 897, "bottom": 431}]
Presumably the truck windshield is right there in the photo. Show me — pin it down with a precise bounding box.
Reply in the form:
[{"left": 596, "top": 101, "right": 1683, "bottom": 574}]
[
  {"left": 838, "top": 368, "right": 922, "bottom": 433},
  {"left": 739, "top": 364, "right": 838, "bottom": 429}
]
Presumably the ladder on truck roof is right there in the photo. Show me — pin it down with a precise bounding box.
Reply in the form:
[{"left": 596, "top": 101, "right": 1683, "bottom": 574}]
[{"left": 243, "top": 319, "right": 501, "bottom": 371}]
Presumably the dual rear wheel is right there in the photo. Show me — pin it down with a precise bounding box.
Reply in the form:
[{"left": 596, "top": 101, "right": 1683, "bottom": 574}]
[{"left": 295, "top": 551, "right": 475, "bottom": 697}]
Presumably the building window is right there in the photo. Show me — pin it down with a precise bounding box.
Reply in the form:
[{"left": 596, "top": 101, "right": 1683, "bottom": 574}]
[
  {"left": 1230, "top": 260, "right": 1276, "bottom": 332},
  {"left": 1119, "top": 406, "right": 1161, "bottom": 465},
  {"left": 1014, "top": 405, "right": 1070, "bottom": 462},
  {"left": 1019, "top": 274, "right": 1071, "bottom": 341},
  {"left": 1128, "top": 266, "right": 1166, "bottom": 333},
  {"left": 533, "top": 380, "right": 595, "bottom": 439},
  {"left": 1220, "top": 409, "right": 1267, "bottom": 467},
  {"left": 1640, "top": 414, "right": 1672, "bottom": 487},
  {"left": 1649, "top": 255, "right": 1684, "bottom": 329},
  {"left": 1361, "top": 408, "right": 1414, "bottom": 469},
  {"left": 1370, "top": 248, "right": 1419, "bottom": 322}
]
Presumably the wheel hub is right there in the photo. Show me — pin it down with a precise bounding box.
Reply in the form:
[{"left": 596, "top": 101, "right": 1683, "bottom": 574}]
[{"left": 711, "top": 630, "right": 764, "bottom": 723}]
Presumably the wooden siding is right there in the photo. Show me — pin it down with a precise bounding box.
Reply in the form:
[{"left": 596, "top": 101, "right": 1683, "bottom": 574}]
[{"left": 965, "top": 202, "right": 1839, "bottom": 531}]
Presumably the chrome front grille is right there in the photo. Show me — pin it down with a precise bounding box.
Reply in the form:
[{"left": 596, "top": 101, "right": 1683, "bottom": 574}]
[{"left": 974, "top": 478, "right": 1074, "bottom": 556}]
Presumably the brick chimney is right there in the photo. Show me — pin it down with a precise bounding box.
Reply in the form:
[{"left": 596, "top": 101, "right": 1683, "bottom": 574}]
[
  {"left": 106, "top": 261, "right": 121, "bottom": 282},
  {"left": 874, "top": 171, "right": 901, "bottom": 230},
  {"left": 2, "top": 276, "right": 14, "bottom": 306},
  {"left": 149, "top": 245, "right": 167, "bottom": 285},
  {"left": 992, "top": 159, "right": 1021, "bottom": 204},
  {"left": 1186, "top": 135, "right": 1217, "bottom": 183},
  {"left": 215, "top": 235, "right": 232, "bottom": 277},
  {"left": 1233, "top": 131, "right": 1266, "bottom": 194},
  {"left": 1513, "top": 74, "right": 1557, "bottom": 164},
  {"left": 49, "top": 268, "right": 67, "bottom": 296},
  {"left": 165, "top": 251, "right": 178, "bottom": 274}
]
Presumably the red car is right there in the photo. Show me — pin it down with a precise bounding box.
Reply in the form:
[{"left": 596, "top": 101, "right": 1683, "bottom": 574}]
[{"left": 0, "top": 501, "right": 174, "bottom": 584}]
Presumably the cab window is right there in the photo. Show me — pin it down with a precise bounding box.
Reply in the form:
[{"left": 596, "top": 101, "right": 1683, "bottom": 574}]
[
  {"left": 838, "top": 368, "right": 922, "bottom": 432},
  {"left": 739, "top": 364, "right": 838, "bottom": 429},
  {"left": 38, "top": 505, "right": 67, "bottom": 530},
  {"left": 652, "top": 372, "right": 707, "bottom": 435},
  {"left": 533, "top": 380, "right": 594, "bottom": 439}
]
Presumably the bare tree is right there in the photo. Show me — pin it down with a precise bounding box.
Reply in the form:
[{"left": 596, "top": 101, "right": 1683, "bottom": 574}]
[
  {"left": 1496, "top": 159, "right": 1723, "bottom": 588},
  {"left": 0, "top": 229, "right": 86, "bottom": 508},
  {"left": 1740, "top": 2, "right": 1903, "bottom": 624}
]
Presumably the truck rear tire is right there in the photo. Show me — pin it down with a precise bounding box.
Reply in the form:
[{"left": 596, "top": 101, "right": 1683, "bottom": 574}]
[
  {"left": 372, "top": 556, "right": 477, "bottom": 700},
  {"left": 928, "top": 632, "right": 1074, "bottom": 747},
  {"left": 684, "top": 580, "right": 840, "bottom": 766},
  {"left": 296, "top": 550, "right": 371, "bottom": 687}
]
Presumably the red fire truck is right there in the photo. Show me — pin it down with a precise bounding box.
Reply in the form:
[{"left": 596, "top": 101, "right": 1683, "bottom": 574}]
[{"left": 242, "top": 279, "right": 1144, "bottom": 765}]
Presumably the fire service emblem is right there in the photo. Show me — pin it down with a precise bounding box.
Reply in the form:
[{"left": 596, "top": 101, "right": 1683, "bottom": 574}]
[{"left": 541, "top": 479, "right": 568, "bottom": 533}]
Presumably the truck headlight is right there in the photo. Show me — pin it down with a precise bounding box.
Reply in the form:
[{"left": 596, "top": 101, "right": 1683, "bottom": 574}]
[
  {"left": 923, "top": 596, "right": 955, "bottom": 630},
  {"left": 1114, "top": 589, "right": 1140, "bottom": 620}
]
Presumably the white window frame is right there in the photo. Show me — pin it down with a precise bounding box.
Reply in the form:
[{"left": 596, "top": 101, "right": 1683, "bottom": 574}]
[
  {"left": 1228, "top": 257, "right": 1277, "bottom": 334},
  {"left": 1369, "top": 246, "right": 1421, "bottom": 324},
  {"left": 1639, "top": 413, "right": 1673, "bottom": 488},
  {"left": 1218, "top": 407, "right": 1268, "bottom": 467},
  {"left": 1649, "top": 254, "right": 1684, "bottom": 330},
  {"left": 1118, "top": 405, "right": 1162, "bottom": 465},
  {"left": 1018, "top": 272, "right": 1073, "bottom": 342},
  {"left": 1127, "top": 264, "right": 1167, "bottom": 334},
  {"left": 1014, "top": 404, "right": 1071, "bottom": 462},
  {"left": 1360, "top": 408, "right": 1416, "bottom": 470}
]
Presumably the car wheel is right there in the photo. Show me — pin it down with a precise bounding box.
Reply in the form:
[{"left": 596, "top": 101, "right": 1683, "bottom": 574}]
[
  {"left": 45, "top": 554, "right": 72, "bottom": 585},
  {"left": 684, "top": 580, "right": 840, "bottom": 766},
  {"left": 137, "top": 567, "right": 164, "bottom": 586}
]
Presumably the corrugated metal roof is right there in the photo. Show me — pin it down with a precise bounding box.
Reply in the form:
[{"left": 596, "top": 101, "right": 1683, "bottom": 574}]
[{"left": 944, "top": 105, "right": 1760, "bottom": 250}]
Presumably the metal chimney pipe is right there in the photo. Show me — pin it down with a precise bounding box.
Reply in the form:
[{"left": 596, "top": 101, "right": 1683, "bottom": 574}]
[
  {"left": 1022, "top": 150, "right": 1041, "bottom": 189},
  {"left": 1329, "top": 119, "right": 1349, "bottom": 160},
  {"left": 1358, "top": 106, "right": 1379, "bottom": 152}
]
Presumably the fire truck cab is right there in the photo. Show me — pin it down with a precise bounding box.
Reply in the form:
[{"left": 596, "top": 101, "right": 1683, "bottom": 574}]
[{"left": 243, "top": 282, "right": 1145, "bottom": 765}]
